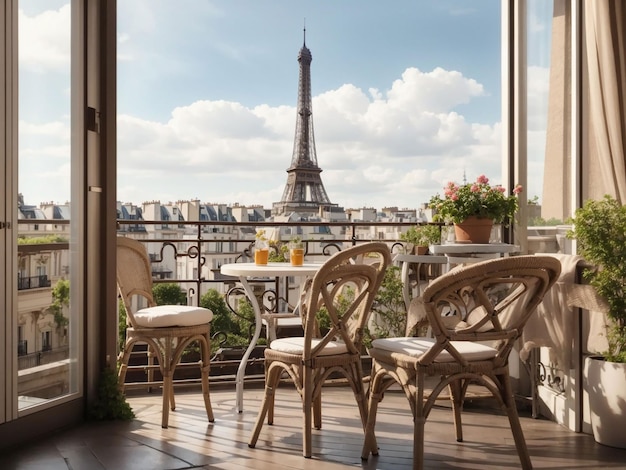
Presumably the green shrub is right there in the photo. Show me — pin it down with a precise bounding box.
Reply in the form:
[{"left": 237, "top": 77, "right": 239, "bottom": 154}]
[
  {"left": 152, "top": 283, "right": 187, "bottom": 305},
  {"left": 568, "top": 195, "right": 626, "bottom": 363},
  {"left": 88, "top": 366, "right": 134, "bottom": 421},
  {"left": 400, "top": 224, "right": 441, "bottom": 247}
]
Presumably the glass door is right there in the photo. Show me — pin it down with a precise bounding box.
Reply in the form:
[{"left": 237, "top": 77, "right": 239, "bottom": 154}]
[{"left": 16, "top": 0, "right": 78, "bottom": 413}]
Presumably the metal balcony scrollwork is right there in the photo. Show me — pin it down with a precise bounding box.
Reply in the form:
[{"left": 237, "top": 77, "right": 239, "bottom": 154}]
[
  {"left": 235, "top": 242, "right": 255, "bottom": 262},
  {"left": 390, "top": 241, "right": 406, "bottom": 254},
  {"left": 224, "top": 285, "right": 256, "bottom": 326},
  {"left": 154, "top": 241, "right": 206, "bottom": 268},
  {"left": 536, "top": 358, "right": 565, "bottom": 394},
  {"left": 321, "top": 243, "right": 342, "bottom": 256},
  {"left": 150, "top": 241, "right": 177, "bottom": 263}
]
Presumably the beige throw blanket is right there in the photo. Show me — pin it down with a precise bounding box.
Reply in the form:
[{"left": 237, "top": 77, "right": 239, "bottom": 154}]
[{"left": 520, "top": 253, "right": 583, "bottom": 370}]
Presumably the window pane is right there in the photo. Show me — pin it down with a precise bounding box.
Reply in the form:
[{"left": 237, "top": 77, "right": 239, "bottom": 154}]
[
  {"left": 117, "top": 1, "right": 501, "bottom": 214},
  {"left": 526, "top": 0, "right": 572, "bottom": 254},
  {"left": 527, "top": 1, "right": 571, "bottom": 223},
  {"left": 17, "top": 0, "right": 76, "bottom": 411}
]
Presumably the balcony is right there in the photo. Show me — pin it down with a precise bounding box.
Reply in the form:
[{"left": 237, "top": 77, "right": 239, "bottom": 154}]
[
  {"left": 17, "top": 274, "right": 52, "bottom": 290},
  {"left": 8, "top": 219, "right": 626, "bottom": 467},
  {"left": 14, "top": 220, "right": 571, "bottom": 396},
  {"left": 110, "top": 220, "right": 582, "bottom": 403}
]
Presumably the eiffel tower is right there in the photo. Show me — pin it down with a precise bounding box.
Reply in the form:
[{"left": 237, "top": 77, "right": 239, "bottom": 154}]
[{"left": 272, "top": 29, "right": 339, "bottom": 217}]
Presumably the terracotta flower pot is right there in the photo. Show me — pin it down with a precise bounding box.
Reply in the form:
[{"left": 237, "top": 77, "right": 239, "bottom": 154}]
[{"left": 453, "top": 216, "right": 493, "bottom": 244}]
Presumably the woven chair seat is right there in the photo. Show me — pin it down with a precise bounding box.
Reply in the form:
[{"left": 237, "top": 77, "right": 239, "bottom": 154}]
[
  {"left": 370, "top": 336, "right": 497, "bottom": 362},
  {"left": 270, "top": 337, "right": 349, "bottom": 356}
]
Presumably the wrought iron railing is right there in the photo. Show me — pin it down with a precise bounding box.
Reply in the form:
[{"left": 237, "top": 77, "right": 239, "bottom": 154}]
[
  {"left": 117, "top": 219, "right": 429, "bottom": 304},
  {"left": 17, "top": 274, "right": 51, "bottom": 290},
  {"left": 17, "top": 346, "right": 69, "bottom": 371},
  {"left": 116, "top": 219, "right": 428, "bottom": 388}
]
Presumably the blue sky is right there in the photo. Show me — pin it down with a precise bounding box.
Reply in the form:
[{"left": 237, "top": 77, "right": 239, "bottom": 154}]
[
  {"left": 18, "top": 0, "right": 547, "bottom": 213},
  {"left": 116, "top": 1, "right": 501, "bottom": 123}
]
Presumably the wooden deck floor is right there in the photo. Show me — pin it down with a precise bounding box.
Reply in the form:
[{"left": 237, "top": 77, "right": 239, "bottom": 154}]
[{"left": 1, "top": 383, "right": 626, "bottom": 469}]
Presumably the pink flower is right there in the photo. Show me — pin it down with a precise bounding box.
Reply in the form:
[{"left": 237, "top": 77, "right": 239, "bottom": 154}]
[
  {"left": 445, "top": 182, "right": 459, "bottom": 192},
  {"left": 429, "top": 174, "right": 521, "bottom": 225},
  {"left": 513, "top": 184, "right": 523, "bottom": 195}
]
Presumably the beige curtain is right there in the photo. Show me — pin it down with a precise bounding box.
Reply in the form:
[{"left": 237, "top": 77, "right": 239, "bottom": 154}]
[{"left": 584, "top": 0, "right": 626, "bottom": 202}]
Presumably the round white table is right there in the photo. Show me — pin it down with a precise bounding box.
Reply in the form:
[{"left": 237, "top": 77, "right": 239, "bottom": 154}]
[
  {"left": 430, "top": 243, "right": 520, "bottom": 271},
  {"left": 429, "top": 243, "right": 520, "bottom": 256},
  {"left": 220, "top": 262, "right": 323, "bottom": 412}
]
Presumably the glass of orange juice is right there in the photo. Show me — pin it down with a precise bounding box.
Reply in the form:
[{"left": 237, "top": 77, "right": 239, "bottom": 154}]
[
  {"left": 290, "top": 247, "right": 304, "bottom": 266},
  {"left": 289, "top": 238, "right": 305, "bottom": 266},
  {"left": 254, "top": 240, "right": 269, "bottom": 265}
]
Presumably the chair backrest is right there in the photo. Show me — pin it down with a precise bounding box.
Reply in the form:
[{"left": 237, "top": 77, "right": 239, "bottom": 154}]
[
  {"left": 420, "top": 255, "right": 561, "bottom": 365},
  {"left": 117, "top": 236, "right": 156, "bottom": 328},
  {"left": 300, "top": 242, "right": 392, "bottom": 359}
]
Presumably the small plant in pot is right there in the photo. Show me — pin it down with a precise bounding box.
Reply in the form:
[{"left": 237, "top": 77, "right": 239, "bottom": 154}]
[
  {"left": 429, "top": 174, "right": 523, "bottom": 243},
  {"left": 567, "top": 195, "right": 626, "bottom": 448},
  {"left": 400, "top": 224, "right": 441, "bottom": 254}
]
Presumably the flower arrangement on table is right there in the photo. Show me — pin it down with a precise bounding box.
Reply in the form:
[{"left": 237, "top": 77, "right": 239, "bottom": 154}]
[
  {"left": 429, "top": 174, "right": 523, "bottom": 225},
  {"left": 255, "top": 229, "right": 269, "bottom": 244}
]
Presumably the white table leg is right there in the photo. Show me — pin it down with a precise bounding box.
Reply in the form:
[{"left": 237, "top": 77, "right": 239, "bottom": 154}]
[
  {"left": 400, "top": 259, "right": 412, "bottom": 312},
  {"left": 235, "top": 276, "right": 263, "bottom": 413}
]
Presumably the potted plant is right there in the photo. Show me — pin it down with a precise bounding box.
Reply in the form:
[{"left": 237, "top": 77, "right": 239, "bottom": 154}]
[
  {"left": 400, "top": 224, "right": 441, "bottom": 254},
  {"left": 567, "top": 195, "right": 626, "bottom": 448},
  {"left": 429, "top": 174, "right": 523, "bottom": 243}
]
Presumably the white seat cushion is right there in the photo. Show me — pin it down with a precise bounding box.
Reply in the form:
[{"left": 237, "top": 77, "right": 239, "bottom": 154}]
[
  {"left": 371, "top": 336, "right": 497, "bottom": 362},
  {"left": 133, "top": 305, "right": 213, "bottom": 328},
  {"left": 262, "top": 316, "right": 303, "bottom": 327},
  {"left": 270, "top": 337, "right": 348, "bottom": 356}
]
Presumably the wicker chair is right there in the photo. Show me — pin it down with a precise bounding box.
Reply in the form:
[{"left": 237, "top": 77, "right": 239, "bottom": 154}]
[
  {"left": 361, "top": 255, "right": 561, "bottom": 470},
  {"left": 248, "top": 242, "right": 392, "bottom": 458},
  {"left": 116, "top": 236, "right": 215, "bottom": 428}
]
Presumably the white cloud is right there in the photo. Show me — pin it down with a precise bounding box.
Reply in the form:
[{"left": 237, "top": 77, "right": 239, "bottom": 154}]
[
  {"left": 17, "top": 1, "right": 536, "bottom": 214},
  {"left": 18, "top": 5, "right": 70, "bottom": 72},
  {"left": 112, "top": 66, "right": 500, "bottom": 209},
  {"left": 387, "top": 67, "right": 484, "bottom": 113},
  {"left": 20, "top": 64, "right": 504, "bottom": 211}
]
